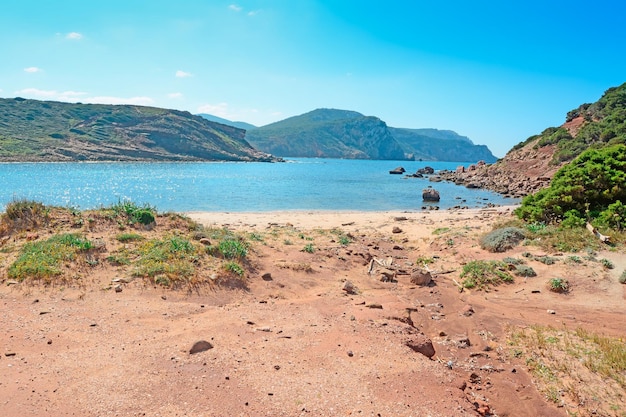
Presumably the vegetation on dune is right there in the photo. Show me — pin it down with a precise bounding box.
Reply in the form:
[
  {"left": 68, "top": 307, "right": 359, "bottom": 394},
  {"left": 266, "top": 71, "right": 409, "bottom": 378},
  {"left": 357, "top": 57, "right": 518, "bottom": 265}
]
[
  {"left": 480, "top": 227, "right": 525, "bottom": 252},
  {"left": 508, "top": 325, "right": 626, "bottom": 415}
]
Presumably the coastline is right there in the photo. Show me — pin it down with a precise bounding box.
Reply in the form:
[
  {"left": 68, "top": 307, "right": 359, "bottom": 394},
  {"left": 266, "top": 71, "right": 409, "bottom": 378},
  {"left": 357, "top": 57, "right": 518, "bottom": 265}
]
[{"left": 186, "top": 205, "right": 520, "bottom": 232}]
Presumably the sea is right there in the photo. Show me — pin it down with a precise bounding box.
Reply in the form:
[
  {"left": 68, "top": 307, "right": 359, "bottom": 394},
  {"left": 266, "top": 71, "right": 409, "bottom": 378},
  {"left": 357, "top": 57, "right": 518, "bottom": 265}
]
[{"left": 0, "top": 158, "right": 518, "bottom": 213}]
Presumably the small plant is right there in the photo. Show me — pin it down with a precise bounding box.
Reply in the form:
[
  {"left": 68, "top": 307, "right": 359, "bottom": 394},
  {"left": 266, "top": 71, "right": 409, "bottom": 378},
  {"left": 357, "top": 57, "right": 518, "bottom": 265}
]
[
  {"left": 549, "top": 278, "right": 569, "bottom": 293},
  {"left": 106, "top": 254, "right": 131, "bottom": 266},
  {"left": 526, "top": 222, "right": 546, "bottom": 233},
  {"left": 302, "top": 243, "right": 315, "bottom": 253},
  {"left": 338, "top": 235, "right": 351, "bottom": 246},
  {"left": 223, "top": 261, "right": 245, "bottom": 277},
  {"left": 108, "top": 200, "right": 156, "bottom": 225},
  {"left": 619, "top": 270, "right": 626, "bottom": 284},
  {"left": 536, "top": 256, "right": 558, "bottom": 265},
  {"left": 503, "top": 257, "right": 525, "bottom": 265},
  {"left": 599, "top": 258, "right": 614, "bottom": 269},
  {"left": 566, "top": 255, "right": 582, "bottom": 264},
  {"left": 116, "top": 233, "right": 144, "bottom": 242},
  {"left": 515, "top": 265, "right": 537, "bottom": 277},
  {"left": 460, "top": 260, "right": 514, "bottom": 290},
  {"left": 283, "top": 239, "right": 293, "bottom": 245},
  {"left": 216, "top": 239, "right": 248, "bottom": 260},
  {"left": 480, "top": 227, "right": 525, "bottom": 252},
  {"left": 432, "top": 227, "right": 450, "bottom": 235},
  {"left": 416, "top": 256, "right": 434, "bottom": 265},
  {"left": 248, "top": 232, "right": 264, "bottom": 242}
]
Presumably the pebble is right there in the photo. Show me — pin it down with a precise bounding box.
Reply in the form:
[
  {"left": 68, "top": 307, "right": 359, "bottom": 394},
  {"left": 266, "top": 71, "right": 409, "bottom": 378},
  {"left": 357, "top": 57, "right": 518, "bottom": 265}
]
[{"left": 547, "top": 309, "right": 556, "bottom": 314}]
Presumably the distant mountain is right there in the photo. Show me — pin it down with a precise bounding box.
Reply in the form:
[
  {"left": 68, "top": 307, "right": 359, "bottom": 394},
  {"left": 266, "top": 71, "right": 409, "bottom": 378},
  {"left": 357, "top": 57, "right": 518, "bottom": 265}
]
[
  {"left": 0, "top": 98, "right": 278, "bottom": 162},
  {"left": 245, "top": 109, "right": 406, "bottom": 160},
  {"left": 197, "top": 113, "right": 257, "bottom": 131},
  {"left": 245, "top": 108, "right": 496, "bottom": 162},
  {"left": 390, "top": 127, "right": 497, "bottom": 162}
]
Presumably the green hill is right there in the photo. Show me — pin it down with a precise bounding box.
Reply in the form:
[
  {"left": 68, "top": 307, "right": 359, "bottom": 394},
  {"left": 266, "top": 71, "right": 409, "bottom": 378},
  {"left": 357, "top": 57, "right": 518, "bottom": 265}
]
[
  {"left": 0, "top": 98, "right": 278, "bottom": 162},
  {"left": 390, "top": 127, "right": 497, "bottom": 162},
  {"left": 245, "top": 108, "right": 496, "bottom": 161}
]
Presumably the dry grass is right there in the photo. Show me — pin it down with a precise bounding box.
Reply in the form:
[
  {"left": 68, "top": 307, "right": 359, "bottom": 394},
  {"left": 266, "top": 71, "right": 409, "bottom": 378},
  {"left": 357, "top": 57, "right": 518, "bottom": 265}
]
[{"left": 508, "top": 325, "right": 626, "bottom": 416}]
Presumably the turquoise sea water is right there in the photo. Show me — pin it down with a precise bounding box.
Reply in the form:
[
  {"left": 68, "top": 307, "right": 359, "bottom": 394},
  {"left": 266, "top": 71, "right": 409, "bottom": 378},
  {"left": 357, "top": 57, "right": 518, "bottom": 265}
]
[{"left": 0, "top": 158, "right": 518, "bottom": 212}]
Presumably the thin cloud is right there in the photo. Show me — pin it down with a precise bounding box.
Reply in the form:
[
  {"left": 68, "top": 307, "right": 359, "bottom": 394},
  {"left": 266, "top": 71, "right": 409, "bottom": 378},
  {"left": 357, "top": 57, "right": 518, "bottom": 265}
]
[
  {"left": 228, "top": 4, "right": 242, "bottom": 12},
  {"left": 66, "top": 32, "right": 83, "bottom": 40},
  {"left": 15, "top": 88, "right": 86, "bottom": 101},
  {"left": 84, "top": 96, "right": 154, "bottom": 106},
  {"left": 197, "top": 103, "right": 230, "bottom": 117},
  {"left": 175, "top": 70, "right": 192, "bottom": 78},
  {"left": 24, "top": 67, "right": 42, "bottom": 73},
  {"left": 14, "top": 89, "right": 152, "bottom": 106},
  {"left": 168, "top": 92, "right": 183, "bottom": 99},
  {"left": 248, "top": 10, "right": 260, "bottom": 16}
]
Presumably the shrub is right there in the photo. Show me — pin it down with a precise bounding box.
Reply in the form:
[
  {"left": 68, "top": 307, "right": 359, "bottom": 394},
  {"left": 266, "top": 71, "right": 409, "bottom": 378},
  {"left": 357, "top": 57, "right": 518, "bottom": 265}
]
[
  {"left": 619, "top": 270, "right": 626, "bottom": 284},
  {"left": 302, "top": 243, "right": 315, "bottom": 253},
  {"left": 133, "top": 236, "right": 198, "bottom": 285},
  {"left": 600, "top": 258, "right": 614, "bottom": 269},
  {"left": 514, "top": 265, "right": 537, "bottom": 277},
  {"left": 516, "top": 145, "right": 626, "bottom": 227},
  {"left": 109, "top": 200, "right": 157, "bottom": 225},
  {"left": 480, "top": 227, "right": 525, "bottom": 252},
  {"left": 503, "top": 257, "right": 524, "bottom": 265},
  {"left": 549, "top": 278, "right": 569, "bottom": 293},
  {"left": 224, "top": 261, "right": 245, "bottom": 277},
  {"left": 116, "top": 233, "right": 144, "bottom": 242},
  {"left": 460, "top": 260, "right": 513, "bottom": 290}
]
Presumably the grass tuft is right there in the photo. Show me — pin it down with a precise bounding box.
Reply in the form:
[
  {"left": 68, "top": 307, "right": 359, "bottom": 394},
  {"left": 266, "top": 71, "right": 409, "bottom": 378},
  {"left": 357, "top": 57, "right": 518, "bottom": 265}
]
[{"left": 460, "top": 260, "right": 513, "bottom": 290}]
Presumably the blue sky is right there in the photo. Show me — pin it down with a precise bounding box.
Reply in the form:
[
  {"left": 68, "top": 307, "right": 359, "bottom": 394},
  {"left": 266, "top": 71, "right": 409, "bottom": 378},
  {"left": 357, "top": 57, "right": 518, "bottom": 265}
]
[{"left": 1, "top": 0, "right": 625, "bottom": 157}]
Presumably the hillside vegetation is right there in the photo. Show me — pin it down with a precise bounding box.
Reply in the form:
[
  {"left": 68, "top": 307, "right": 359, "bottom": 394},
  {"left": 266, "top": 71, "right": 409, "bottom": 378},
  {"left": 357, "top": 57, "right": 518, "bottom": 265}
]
[
  {"left": 0, "top": 98, "right": 278, "bottom": 162},
  {"left": 245, "top": 108, "right": 496, "bottom": 162},
  {"left": 439, "top": 82, "right": 626, "bottom": 198}
]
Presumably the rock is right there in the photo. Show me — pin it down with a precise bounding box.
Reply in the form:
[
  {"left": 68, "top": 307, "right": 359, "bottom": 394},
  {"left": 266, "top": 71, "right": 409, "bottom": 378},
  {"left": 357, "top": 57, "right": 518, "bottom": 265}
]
[
  {"left": 392, "top": 226, "right": 402, "bottom": 234},
  {"left": 410, "top": 269, "right": 432, "bottom": 286},
  {"left": 261, "top": 272, "right": 273, "bottom": 281},
  {"left": 190, "top": 340, "right": 214, "bottom": 354},
  {"left": 114, "top": 284, "right": 122, "bottom": 293},
  {"left": 456, "top": 336, "right": 471, "bottom": 348},
  {"left": 417, "top": 166, "right": 435, "bottom": 175},
  {"left": 379, "top": 269, "right": 396, "bottom": 282},
  {"left": 342, "top": 280, "right": 358, "bottom": 294},
  {"left": 199, "top": 238, "right": 211, "bottom": 246},
  {"left": 405, "top": 333, "right": 436, "bottom": 358},
  {"left": 422, "top": 187, "right": 440, "bottom": 202},
  {"left": 256, "top": 326, "right": 272, "bottom": 332},
  {"left": 347, "top": 350, "right": 354, "bottom": 357},
  {"left": 461, "top": 305, "right": 474, "bottom": 316},
  {"left": 366, "top": 303, "right": 383, "bottom": 309},
  {"left": 389, "top": 166, "right": 406, "bottom": 174},
  {"left": 547, "top": 309, "right": 556, "bottom": 314}
]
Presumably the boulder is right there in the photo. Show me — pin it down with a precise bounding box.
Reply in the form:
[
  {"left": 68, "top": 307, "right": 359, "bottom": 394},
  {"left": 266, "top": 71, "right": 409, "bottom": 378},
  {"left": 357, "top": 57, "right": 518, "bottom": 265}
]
[
  {"left": 417, "top": 166, "right": 435, "bottom": 175},
  {"left": 389, "top": 166, "right": 406, "bottom": 174},
  {"left": 422, "top": 187, "right": 440, "bottom": 202},
  {"left": 405, "top": 333, "right": 436, "bottom": 358},
  {"left": 410, "top": 268, "right": 432, "bottom": 286}
]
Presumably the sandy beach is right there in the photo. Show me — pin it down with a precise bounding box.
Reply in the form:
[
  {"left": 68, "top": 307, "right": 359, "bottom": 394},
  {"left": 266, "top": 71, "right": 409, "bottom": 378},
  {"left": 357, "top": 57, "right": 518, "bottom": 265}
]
[{"left": 1, "top": 205, "right": 624, "bottom": 417}]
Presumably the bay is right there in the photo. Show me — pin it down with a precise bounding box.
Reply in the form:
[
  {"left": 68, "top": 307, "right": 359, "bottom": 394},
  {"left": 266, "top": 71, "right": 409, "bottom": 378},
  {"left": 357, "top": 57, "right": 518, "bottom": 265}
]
[{"left": 0, "top": 158, "right": 518, "bottom": 212}]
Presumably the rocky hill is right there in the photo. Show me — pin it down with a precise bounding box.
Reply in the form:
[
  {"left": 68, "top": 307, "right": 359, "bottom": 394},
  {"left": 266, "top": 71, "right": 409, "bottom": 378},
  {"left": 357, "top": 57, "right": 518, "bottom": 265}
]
[
  {"left": 390, "top": 127, "right": 497, "bottom": 162},
  {"left": 438, "top": 82, "right": 626, "bottom": 197},
  {"left": 244, "top": 108, "right": 496, "bottom": 161},
  {"left": 0, "top": 98, "right": 279, "bottom": 162}
]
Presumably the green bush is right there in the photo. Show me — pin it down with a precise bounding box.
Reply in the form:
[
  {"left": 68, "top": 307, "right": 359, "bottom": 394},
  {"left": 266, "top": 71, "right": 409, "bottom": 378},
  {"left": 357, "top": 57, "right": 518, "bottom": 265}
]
[
  {"left": 549, "top": 278, "right": 569, "bottom": 293},
  {"left": 516, "top": 145, "right": 626, "bottom": 228},
  {"left": 619, "top": 270, "right": 626, "bottom": 284},
  {"left": 480, "top": 227, "right": 525, "bottom": 252},
  {"left": 108, "top": 200, "right": 157, "bottom": 225},
  {"left": 1, "top": 199, "right": 49, "bottom": 232}
]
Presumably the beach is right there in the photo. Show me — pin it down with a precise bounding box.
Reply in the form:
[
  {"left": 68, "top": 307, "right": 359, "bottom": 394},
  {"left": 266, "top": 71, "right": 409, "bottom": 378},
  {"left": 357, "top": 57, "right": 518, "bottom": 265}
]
[{"left": 1, "top": 205, "right": 625, "bottom": 417}]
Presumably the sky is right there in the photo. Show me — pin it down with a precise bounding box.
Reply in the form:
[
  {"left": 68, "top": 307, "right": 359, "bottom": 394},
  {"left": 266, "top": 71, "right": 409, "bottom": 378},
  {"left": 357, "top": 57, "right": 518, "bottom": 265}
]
[{"left": 1, "top": 1, "right": 625, "bottom": 157}]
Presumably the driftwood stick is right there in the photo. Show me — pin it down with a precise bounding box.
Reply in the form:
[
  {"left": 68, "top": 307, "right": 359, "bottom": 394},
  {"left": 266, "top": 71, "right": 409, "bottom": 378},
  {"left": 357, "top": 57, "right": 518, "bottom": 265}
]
[{"left": 586, "top": 222, "right": 610, "bottom": 243}]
